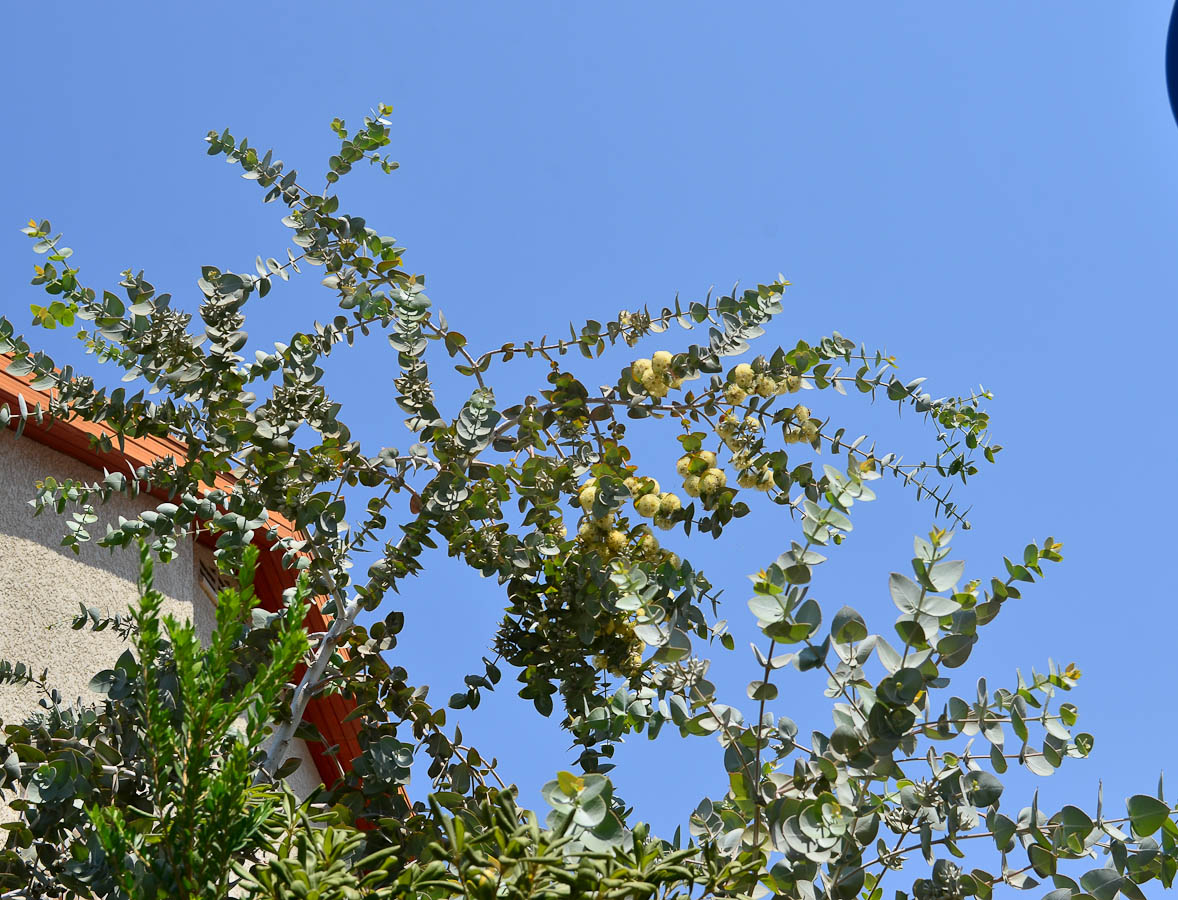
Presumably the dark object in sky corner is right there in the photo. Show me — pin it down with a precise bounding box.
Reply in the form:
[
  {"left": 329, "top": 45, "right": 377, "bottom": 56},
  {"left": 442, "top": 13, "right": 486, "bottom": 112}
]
[{"left": 1167, "top": 1, "right": 1178, "bottom": 126}]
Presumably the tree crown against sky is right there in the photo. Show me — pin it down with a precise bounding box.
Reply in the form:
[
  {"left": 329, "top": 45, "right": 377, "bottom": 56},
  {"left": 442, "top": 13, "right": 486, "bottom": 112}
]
[
  {"left": 0, "top": 103, "right": 1175, "bottom": 900},
  {"left": 4, "top": 6, "right": 1177, "bottom": 831}
]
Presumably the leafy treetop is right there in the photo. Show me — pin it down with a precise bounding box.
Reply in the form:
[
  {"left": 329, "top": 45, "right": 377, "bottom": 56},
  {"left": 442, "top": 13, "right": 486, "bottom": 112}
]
[{"left": 0, "top": 105, "right": 1171, "bottom": 900}]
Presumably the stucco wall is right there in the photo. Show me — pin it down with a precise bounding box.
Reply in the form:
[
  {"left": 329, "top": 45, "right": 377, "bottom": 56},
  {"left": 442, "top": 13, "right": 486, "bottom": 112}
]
[{"left": 0, "top": 431, "right": 320, "bottom": 800}]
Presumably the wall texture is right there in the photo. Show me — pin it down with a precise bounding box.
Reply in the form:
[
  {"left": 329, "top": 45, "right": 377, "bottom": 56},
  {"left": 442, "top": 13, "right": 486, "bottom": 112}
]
[{"left": 0, "top": 431, "right": 321, "bottom": 800}]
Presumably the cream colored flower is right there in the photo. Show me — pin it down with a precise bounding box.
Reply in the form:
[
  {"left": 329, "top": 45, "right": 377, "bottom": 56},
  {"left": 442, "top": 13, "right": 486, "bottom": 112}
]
[
  {"left": 699, "top": 467, "right": 727, "bottom": 494},
  {"left": 635, "top": 494, "right": 661, "bottom": 517},
  {"left": 757, "top": 467, "right": 775, "bottom": 491},
  {"left": 658, "top": 492, "right": 681, "bottom": 514},
  {"left": 724, "top": 383, "right": 747, "bottom": 405}
]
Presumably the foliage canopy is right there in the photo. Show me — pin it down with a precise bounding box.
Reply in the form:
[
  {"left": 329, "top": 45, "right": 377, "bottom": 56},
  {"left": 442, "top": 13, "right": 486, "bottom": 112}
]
[{"left": 0, "top": 105, "right": 1174, "bottom": 900}]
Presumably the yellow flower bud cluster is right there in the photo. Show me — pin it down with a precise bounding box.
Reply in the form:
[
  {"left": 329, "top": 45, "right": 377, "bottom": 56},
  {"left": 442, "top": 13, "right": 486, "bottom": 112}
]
[
  {"left": 593, "top": 629, "right": 646, "bottom": 678},
  {"left": 676, "top": 449, "right": 727, "bottom": 503},
  {"left": 623, "top": 474, "right": 681, "bottom": 531},
  {"left": 736, "top": 464, "right": 776, "bottom": 492},
  {"left": 783, "top": 403, "right": 820, "bottom": 445},
  {"left": 630, "top": 351, "right": 683, "bottom": 400},
  {"left": 722, "top": 362, "right": 802, "bottom": 406},
  {"left": 714, "top": 413, "right": 775, "bottom": 493},
  {"left": 715, "top": 412, "right": 763, "bottom": 451},
  {"left": 575, "top": 478, "right": 678, "bottom": 560},
  {"left": 596, "top": 599, "right": 654, "bottom": 678},
  {"left": 576, "top": 514, "right": 637, "bottom": 564}
]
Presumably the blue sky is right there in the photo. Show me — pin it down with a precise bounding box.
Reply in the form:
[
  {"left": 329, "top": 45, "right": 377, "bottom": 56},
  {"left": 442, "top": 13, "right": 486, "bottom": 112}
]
[{"left": 2, "top": 2, "right": 1176, "bottom": 843}]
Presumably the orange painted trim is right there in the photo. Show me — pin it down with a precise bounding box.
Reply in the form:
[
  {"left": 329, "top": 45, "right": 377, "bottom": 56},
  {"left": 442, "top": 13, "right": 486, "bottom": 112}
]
[{"left": 0, "top": 355, "right": 362, "bottom": 786}]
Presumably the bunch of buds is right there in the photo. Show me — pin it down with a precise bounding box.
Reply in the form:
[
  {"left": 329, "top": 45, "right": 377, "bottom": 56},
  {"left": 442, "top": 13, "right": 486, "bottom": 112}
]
[
  {"left": 715, "top": 412, "right": 763, "bottom": 451},
  {"left": 576, "top": 513, "right": 628, "bottom": 558},
  {"left": 575, "top": 509, "right": 678, "bottom": 567},
  {"left": 592, "top": 623, "right": 646, "bottom": 678},
  {"left": 715, "top": 412, "right": 776, "bottom": 492},
  {"left": 783, "top": 403, "right": 820, "bottom": 444},
  {"left": 734, "top": 457, "right": 776, "bottom": 493},
  {"left": 631, "top": 350, "right": 684, "bottom": 400},
  {"left": 623, "top": 475, "right": 682, "bottom": 531},
  {"left": 576, "top": 476, "right": 684, "bottom": 555},
  {"left": 615, "top": 309, "right": 652, "bottom": 347},
  {"left": 675, "top": 450, "right": 728, "bottom": 503},
  {"left": 722, "top": 362, "right": 802, "bottom": 405}
]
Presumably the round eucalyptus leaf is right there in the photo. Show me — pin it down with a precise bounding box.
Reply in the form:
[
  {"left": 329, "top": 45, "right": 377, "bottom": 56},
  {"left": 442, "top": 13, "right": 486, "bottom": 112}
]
[
  {"left": 1126, "top": 794, "right": 1171, "bottom": 838},
  {"left": 963, "top": 770, "right": 1003, "bottom": 808}
]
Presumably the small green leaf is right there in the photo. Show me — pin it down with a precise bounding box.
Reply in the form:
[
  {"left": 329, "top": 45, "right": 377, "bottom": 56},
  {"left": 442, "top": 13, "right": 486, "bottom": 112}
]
[
  {"left": 1126, "top": 793, "right": 1171, "bottom": 837},
  {"left": 747, "top": 680, "right": 778, "bottom": 701},
  {"left": 963, "top": 770, "right": 1003, "bottom": 807},
  {"left": 831, "top": 605, "right": 868, "bottom": 643},
  {"left": 1079, "top": 867, "right": 1123, "bottom": 900}
]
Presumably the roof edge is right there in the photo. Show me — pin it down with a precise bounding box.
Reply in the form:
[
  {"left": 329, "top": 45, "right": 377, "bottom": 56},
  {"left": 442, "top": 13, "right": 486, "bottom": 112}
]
[{"left": 0, "top": 354, "right": 364, "bottom": 784}]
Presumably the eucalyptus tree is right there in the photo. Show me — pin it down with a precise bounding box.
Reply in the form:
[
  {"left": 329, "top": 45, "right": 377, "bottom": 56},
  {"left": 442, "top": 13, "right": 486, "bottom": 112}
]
[{"left": 0, "top": 106, "right": 1173, "bottom": 900}]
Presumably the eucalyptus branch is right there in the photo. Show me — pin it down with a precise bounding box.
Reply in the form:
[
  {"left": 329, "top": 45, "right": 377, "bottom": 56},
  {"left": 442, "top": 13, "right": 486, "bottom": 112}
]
[{"left": 258, "top": 592, "right": 366, "bottom": 781}]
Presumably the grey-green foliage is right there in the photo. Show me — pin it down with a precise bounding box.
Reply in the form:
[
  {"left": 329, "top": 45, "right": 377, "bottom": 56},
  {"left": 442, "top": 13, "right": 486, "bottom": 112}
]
[
  {"left": 0, "top": 544, "right": 309, "bottom": 898},
  {"left": 234, "top": 788, "right": 753, "bottom": 900},
  {"left": 0, "top": 104, "right": 1175, "bottom": 900}
]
